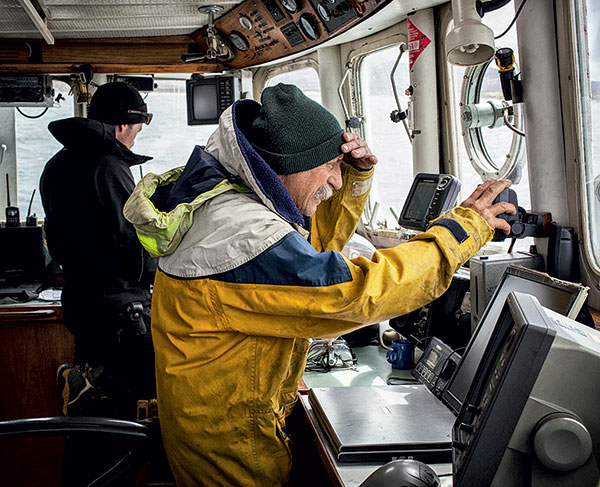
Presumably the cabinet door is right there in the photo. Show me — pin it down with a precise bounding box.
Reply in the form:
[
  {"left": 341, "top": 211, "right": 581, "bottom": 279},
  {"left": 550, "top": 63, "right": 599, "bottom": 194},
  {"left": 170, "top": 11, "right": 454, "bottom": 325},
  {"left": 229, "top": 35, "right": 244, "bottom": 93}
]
[{"left": 0, "top": 305, "right": 74, "bottom": 487}]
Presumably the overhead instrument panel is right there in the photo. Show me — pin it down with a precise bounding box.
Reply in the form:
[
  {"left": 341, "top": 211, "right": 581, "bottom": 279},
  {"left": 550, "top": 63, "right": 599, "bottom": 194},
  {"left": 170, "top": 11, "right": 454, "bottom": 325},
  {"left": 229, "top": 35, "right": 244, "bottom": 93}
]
[{"left": 198, "top": 0, "right": 393, "bottom": 69}]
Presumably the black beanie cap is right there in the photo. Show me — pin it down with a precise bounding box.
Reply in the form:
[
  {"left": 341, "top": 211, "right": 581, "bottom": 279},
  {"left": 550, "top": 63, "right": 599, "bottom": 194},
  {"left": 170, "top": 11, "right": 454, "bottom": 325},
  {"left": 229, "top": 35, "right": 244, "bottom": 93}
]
[
  {"left": 88, "top": 82, "right": 149, "bottom": 125},
  {"left": 248, "top": 83, "right": 344, "bottom": 175}
]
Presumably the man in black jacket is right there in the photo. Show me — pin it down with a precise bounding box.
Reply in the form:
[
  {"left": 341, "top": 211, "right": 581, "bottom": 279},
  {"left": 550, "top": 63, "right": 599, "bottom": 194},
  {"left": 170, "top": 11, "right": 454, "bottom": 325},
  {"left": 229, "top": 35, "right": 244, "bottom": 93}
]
[{"left": 40, "top": 82, "right": 157, "bottom": 419}]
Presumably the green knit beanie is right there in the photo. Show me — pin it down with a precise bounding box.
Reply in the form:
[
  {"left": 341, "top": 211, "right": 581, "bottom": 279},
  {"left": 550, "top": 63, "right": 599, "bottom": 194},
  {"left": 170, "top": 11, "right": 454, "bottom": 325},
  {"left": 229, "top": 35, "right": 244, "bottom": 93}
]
[{"left": 248, "top": 83, "right": 345, "bottom": 175}]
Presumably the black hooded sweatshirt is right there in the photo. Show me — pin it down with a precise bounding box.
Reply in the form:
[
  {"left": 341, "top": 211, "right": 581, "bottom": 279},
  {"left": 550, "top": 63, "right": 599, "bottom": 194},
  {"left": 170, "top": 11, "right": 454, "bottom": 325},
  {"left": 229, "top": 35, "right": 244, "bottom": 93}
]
[{"left": 40, "top": 117, "right": 157, "bottom": 342}]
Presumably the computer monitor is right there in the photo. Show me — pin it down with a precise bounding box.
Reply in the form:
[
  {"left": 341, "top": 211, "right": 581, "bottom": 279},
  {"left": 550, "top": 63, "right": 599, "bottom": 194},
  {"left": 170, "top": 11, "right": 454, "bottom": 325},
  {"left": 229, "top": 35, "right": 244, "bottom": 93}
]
[
  {"left": 442, "top": 265, "right": 588, "bottom": 414},
  {"left": 452, "top": 292, "right": 600, "bottom": 487},
  {"left": 186, "top": 76, "right": 239, "bottom": 125},
  {"left": 0, "top": 226, "right": 48, "bottom": 279}
]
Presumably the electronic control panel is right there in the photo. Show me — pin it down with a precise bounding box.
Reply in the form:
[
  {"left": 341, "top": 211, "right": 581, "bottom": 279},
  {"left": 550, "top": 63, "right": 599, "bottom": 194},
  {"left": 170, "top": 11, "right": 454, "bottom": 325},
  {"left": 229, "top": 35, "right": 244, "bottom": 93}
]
[
  {"left": 0, "top": 75, "right": 54, "bottom": 106},
  {"left": 398, "top": 173, "right": 461, "bottom": 231},
  {"left": 452, "top": 293, "right": 556, "bottom": 487},
  {"left": 209, "top": 0, "right": 390, "bottom": 69},
  {"left": 412, "top": 337, "right": 459, "bottom": 397}
]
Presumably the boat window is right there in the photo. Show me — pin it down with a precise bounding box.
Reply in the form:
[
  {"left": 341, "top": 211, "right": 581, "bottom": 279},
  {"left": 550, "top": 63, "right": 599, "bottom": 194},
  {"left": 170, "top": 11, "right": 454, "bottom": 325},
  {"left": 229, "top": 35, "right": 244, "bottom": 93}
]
[
  {"left": 576, "top": 0, "right": 600, "bottom": 269},
  {"left": 450, "top": 7, "right": 531, "bottom": 250},
  {"left": 359, "top": 45, "right": 413, "bottom": 229},
  {"left": 15, "top": 77, "right": 221, "bottom": 218},
  {"left": 15, "top": 80, "right": 73, "bottom": 219},
  {"left": 266, "top": 67, "right": 321, "bottom": 103},
  {"left": 134, "top": 77, "right": 217, "bottom": 180}
]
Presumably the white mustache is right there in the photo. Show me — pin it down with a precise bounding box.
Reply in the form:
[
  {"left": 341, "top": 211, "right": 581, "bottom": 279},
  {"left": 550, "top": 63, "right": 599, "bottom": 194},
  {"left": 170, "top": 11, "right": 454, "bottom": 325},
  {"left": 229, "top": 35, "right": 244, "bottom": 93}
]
[{"left": 314, "top": 184, "right": 334, "bottom": 201}]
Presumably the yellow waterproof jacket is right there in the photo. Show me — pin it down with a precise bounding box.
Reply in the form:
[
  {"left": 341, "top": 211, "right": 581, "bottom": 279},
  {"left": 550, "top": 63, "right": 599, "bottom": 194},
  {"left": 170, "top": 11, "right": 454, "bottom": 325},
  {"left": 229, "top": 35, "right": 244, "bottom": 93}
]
[{"left": 124, "top": 99, "right": 493, "bottom": 487}]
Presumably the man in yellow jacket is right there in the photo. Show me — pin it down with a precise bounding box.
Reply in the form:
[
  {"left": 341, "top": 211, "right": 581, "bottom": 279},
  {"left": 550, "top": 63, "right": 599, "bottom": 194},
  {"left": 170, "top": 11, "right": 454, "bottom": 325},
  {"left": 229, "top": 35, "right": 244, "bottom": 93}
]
[{"left": 124, "top": 83, "right": 515, "bottom": 486}]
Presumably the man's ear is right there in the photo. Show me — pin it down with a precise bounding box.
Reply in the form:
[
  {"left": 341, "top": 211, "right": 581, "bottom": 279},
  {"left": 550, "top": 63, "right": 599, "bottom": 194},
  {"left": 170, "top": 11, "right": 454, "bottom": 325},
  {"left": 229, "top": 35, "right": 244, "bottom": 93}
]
[{"left": 114, "top": 124, "right": 127, "bottom": 137}]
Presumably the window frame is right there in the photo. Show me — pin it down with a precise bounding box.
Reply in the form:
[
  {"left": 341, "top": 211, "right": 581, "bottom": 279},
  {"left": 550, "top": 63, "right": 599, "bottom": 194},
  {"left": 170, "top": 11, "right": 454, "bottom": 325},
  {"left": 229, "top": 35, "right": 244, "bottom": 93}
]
[
  {"left": 557, "top": 0, "right": 600, "bottom": 278},
  {"left": 252, "top": 56, "right": 320, "bottom": 101},
  {"left": 352, "top": 42, "right": 414, "bottom": 230}
]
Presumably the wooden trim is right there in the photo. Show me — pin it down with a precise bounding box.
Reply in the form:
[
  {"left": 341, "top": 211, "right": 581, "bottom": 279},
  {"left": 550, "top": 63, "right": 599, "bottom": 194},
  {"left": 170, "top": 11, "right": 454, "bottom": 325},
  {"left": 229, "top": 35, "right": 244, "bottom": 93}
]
[
  {"left": 0, "top": 304, "right": 62, "bottom": 322},
  {"left": 0, "top": 36, "right": 223, "bottom": 74},
  {"left": 0, "top": 309, "right": 57, "bottom": 321},
  {"left": 296, "top": 395, "right": 345, "bottom": 487},
  {"left": 0, "top": 63, "right": 223, "bottom": 74}
]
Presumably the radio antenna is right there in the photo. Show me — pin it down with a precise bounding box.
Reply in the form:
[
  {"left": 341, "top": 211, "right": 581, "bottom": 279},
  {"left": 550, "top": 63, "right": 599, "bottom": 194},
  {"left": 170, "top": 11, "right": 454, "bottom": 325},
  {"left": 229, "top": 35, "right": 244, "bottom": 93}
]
[
  {"left": 27, "top": 189, "right": 36, "bottom": 218},
  {"left": 5, "top": 173, "right": 10, "bottom": 207}
]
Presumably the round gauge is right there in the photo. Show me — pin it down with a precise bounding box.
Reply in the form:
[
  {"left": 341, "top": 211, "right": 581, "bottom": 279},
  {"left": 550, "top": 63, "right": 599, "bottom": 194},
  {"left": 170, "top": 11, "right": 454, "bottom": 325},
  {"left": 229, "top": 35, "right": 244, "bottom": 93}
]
[
  {"left": 239, "top": 16, "right": 252, "bottom": 30},
  {"left": 280, "top": 0, "right": 298, "bottom": 13},
  {"left": 299, "top": 14, "right": 319, "bottom": 41},
  {"left": 229, "top": 31, "right": 249, "bottom": 52},
  {"left": 317, "top": 3, "right": 330, "bottom": 21}
]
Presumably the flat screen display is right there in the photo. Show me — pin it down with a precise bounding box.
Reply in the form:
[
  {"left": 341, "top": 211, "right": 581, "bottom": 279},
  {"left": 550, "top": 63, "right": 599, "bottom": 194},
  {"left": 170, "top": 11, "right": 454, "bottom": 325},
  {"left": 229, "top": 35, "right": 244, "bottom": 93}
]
[
  {"left": 452, "top": 292, "right": 557, "bottom": 487},
  {"left": 398, "top": 173, "right": 460, "bottom": 231},
  {"left": 442, "top": 266, "right": 585, "bottom": 413},
  {"left": 403, "top": 180, "right": 436, "bottom": 221},
  {"left": 0, "top": 226, "right": 47, "bottom": 277}
]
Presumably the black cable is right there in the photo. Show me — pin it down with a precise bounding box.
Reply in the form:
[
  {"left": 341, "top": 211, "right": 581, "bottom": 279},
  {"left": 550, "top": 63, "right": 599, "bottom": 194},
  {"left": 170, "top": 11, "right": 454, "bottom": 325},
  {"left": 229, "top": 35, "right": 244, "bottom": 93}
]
[
  {"left": 495, "top": 0, "right": 530, "bottom": 40},
  {"left": 16, "top": 107, "right": 49, "bottom": 119},
  {"left": 387, "top": 376, "right": 419, "bottom": 385},
  {"left": 414, "top": 335, "right": 432, "bottom": 350},
  {"left": 507, "top": 237, "right": 517, "bottom": 253},
  {"left": 478, "top": 0, "right": 512, "bottom": 16}
]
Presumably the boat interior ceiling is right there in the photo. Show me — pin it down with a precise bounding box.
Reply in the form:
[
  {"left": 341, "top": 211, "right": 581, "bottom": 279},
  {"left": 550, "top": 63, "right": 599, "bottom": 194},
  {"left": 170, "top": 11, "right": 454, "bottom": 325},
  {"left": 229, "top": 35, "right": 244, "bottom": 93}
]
[{"left": 0, "top": 0, "right": 444, "bottom": 74}]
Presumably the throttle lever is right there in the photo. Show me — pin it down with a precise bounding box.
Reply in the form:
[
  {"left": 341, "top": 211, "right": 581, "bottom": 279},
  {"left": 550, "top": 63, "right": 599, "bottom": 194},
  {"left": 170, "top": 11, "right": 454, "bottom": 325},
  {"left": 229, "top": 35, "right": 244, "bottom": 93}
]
[{"left": 491, "top": 187, "right": 519, "bottom": 241}]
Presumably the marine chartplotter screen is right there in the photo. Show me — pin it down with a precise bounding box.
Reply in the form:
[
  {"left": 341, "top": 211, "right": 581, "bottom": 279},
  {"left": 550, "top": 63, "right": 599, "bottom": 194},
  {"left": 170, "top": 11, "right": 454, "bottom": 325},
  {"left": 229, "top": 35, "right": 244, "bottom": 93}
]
[{"left": 403, "top": 180, "right": 437, "bottom": 220}]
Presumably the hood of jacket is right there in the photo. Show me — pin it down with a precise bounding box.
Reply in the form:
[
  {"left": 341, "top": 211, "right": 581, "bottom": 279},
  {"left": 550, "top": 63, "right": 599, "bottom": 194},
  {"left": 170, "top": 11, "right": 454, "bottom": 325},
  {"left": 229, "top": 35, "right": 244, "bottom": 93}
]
[
  {"left": 203, "top": 99, "right": 305, "bottom": 227},
  {"left": 124, "top": 99, "right": 310, "bottom": 258},
  {"left": 48, "top": 117, "right": 152, "bottom": 167}
]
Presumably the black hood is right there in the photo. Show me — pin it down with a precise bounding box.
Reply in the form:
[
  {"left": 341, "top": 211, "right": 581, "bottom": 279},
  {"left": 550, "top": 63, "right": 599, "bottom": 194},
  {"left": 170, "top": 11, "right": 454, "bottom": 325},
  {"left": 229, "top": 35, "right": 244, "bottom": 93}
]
[{"left": 48, "top": 117, "right": 152, "bottom": 167}]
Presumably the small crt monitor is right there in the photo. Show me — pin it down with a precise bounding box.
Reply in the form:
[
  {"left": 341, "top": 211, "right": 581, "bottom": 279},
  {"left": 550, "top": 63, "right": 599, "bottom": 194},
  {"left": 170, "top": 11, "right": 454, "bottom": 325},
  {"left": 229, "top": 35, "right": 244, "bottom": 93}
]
[
  {"left": 186, "top": 76, "right": 239, "bottom": 125},
  {"left": 452, "top": 292, "right": 600, "bottom": 487},
  {"left": 398, "top": 173, "right": 461, "bottom": 231}
]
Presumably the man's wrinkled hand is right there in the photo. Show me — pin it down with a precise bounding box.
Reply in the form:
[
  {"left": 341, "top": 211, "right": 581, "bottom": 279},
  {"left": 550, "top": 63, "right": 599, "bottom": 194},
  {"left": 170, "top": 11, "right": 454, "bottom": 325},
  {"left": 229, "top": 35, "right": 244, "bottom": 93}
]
[
  {"left": 341, "top": 132, "right": 378, "bottom": 170},
  {"left": 460, "top": 179, "right": 517, "bottom": 235}
]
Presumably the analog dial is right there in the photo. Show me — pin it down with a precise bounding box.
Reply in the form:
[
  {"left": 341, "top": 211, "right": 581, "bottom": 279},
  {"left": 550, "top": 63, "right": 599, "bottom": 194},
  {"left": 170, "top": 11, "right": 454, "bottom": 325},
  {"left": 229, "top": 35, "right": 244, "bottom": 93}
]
[
  {"left": 280, "top": 0, "right": 298, "bottom": 13},
  {"left": 229, "top": 31, "right": 249, "bottom": 51},
  {"left": 239, "top": 16, "right": 252, "bottom": 30},
  {"left": 299, "top": 14, "right": 320, "bottom": 41}
]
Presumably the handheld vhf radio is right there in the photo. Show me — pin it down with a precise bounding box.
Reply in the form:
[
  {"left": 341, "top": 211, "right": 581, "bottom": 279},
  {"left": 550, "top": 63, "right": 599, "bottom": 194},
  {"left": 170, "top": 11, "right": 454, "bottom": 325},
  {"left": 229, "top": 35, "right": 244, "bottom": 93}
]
[{"left": 5, "top": 174, "right": 20, "bottom": 227}]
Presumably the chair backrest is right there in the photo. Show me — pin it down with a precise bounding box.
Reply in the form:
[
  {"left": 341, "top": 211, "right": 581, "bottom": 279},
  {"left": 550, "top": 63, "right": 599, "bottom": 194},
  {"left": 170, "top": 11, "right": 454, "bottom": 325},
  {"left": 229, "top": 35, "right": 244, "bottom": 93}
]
[{"left": 0, "top": 416, "right": 150, "bottom": 487}]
